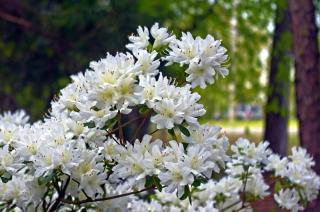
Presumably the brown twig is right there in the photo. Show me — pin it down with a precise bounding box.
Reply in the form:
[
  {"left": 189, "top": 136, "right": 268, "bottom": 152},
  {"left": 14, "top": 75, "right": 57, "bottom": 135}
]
[
  {"left": 221, "top": 200, "right": 242, "bottom": 211},
  {"left": 149, "top": 128, "right": 159, "bottom": 135},
  {"left": 0, "top": 10, "right": 32, "bottom": 29},
  {"left": 130, "top": 116, "right": 148, "bottom": 144},
  {"left": 117, "top": 113, "right": 124, "bottom": 145},
  {"left": 241, "top": 169, "right": 249, "bottom": 206},
  {"left": 106, "top": 130, "right": 120, "bottom": 145},
  {"left": 62, "top": 186, "right": 155, "bottom": 205},
  {"left": 106, "top": 117, "right": 140, "bottom": 136},
  {"left": 48, "top": 176, "right": 71, "bottom": 212}
]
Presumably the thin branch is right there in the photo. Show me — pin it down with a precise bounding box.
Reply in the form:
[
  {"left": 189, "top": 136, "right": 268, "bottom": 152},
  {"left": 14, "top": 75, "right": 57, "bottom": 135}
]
[
  {"left": 48, "top": 176, "right": 70, "bottom": 212},
  {"left": 241, "top": 169, "right": 249, "bottom": 206},
  {"left": 106, "top": 130, "right": 120, "bottom": 145},
  {"left": 118, "top": 113, "right": 124, "bottom": 145},
  {"left": 130, "top": 116, "right": 148, "bottom": 143},
  {"left": 62, "top": 186, "right": 155, "bottom": 205},
  {"left": 149, "top": 128, "right": 159, "bottom": 135},
  {"left": 221, "top": 200, "right": 242, "bottom": 211},
  {"left": 0, "top": 10, "right": 32, "bottom": 29},
  {"left": 61, "top": 176, "right": 71, "bottom": 194},
  {"left": 81, "top": 189, "right": 92, "bottom": 201},
  {"left": 0, "top": 9, "right": 52, "bottom": 39},
  {"left": 106, "top": 117, "right": 140, "bottom": 136}
]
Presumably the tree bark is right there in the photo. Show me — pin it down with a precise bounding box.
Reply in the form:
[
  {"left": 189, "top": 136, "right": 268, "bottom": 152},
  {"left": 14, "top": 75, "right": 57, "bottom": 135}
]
[
  {"left": 289, "top": 0, "right": 320, "bottom": 209},
  {"left": 264, "top": 0, "right": 292, "bottom": 156}
]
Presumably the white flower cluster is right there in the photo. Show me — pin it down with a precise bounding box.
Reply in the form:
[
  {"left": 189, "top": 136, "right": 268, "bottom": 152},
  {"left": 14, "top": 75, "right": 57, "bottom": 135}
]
[
  {"left": 110, "top": 125, "right": 228, "bottom": 197},
  {"left": 0, "top": 23, "right": 319, "bottom": 211},
  {"left": 164, "top": 32, "right": 229, "bottom": 88},
  {"left": 267, "top": 147, "right": 320, "bottom": 211},
  {"left": 129, "top": 139, "right": 320, "bottom": 212}
]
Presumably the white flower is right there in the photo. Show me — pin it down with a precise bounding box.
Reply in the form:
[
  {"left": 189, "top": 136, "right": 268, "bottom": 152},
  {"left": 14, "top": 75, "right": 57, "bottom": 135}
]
[
  {"left": 286, "top": 163, "right": 314, "bottom": 186},
  {"left": 102, "top": 137, "right": 121, "bottom": 161},
  {"left": 196, "top": 177, "right": 242, "bottom": 211},
  {"left": 96, "top": 184, "right": 133, "bottom": 211},
  {"left": 126, "top": 26, "right": 150, "bottom": 50},
  {"left": 33, "top": 145, "right": 58, "bottom": 177},
  {"left": 164, "top": 140, "right": 186, "bottom": 163},
  {"left": 133, "top": 50, "right": 160, "bottom": 76},
  {"left": 165, "top": 32, "right": 200, "bottom": 66},
  {"left": 265, "top": 154, "right": 288, "bottom": 177},
  {"left": 112, "top": 151, "right": 151, "bottom": 183},
  {"left": 231, "top": 138, "right": 271, "bottom": 165},
  {"left": 54, "top": 143, "right": 80, "bottom": 175},
  {"left": 212, "top": 177, "right": 242, "bottom": 197},
  {"left": 71, "top": 101, "right": 117, "bottom": 128},
  {"left": 199, "top": 35, "right": 229, "bottom": 77},
  {"left": 184, "top": 144, "right": 218, "bottom": 176},
  {"left": 135, "top": 75, "right": 162, "bottom": 107},
  {"left": 59, "top": 82, "right": 85, "bottom": 111},
  {"left": 13, "top": 124, "right": 43, "bottom": 160},
  {"left": 144, "top": 143, "right": 165, "bottom": 175},
  {"left": 290, "top": 147, "right": 315, "bottom": 169},
  {"left": 159, "top": 162, "right": 193, "bottom": 197},
  {"left": 150, "top": 22, "right": 175, "bottom": 49},
  {"left": 196, "top": 201, "right": 218, "bottom": 212},
  {"left": 178, "top": 88, "right": 206, "bottom": 126},
  {"left": 111, "top": 136, "right": 161, "bottom": 183},
  {"left": 71, "top": 149, "right": 104, "bottom": 180},
  {"left": 274, "top": 189, "right": 303, "bottom": 211},
  {"left": 303, "top": 172, "right": 320, "bottom": 201},
  {"left": 183, "top": 125, "right": 226, "bottom": 147},
  {"left": 151, "top": 98, "right": 184, "bottom": 129},
  {"left": 25, "top": 177, "right": 46, "bottom": 206},
  {"left": 79, "top": 170, "right": 107, "bottom": 198},
  {"left": 129, "top": 134, "right": 159, "bottom": 155},
  {"left": 0, "top": 145, "right": 22, "bottom": 173},
  {"left": 0, "top": 175, "right": 33, "bottom": 208},
  {"left": 0, "top": 110, "right": 29, "bottom": 126},
  {"left": 244, "top": 173, "right": 269, "bottom": 198},
  {"left": 0, "top": 124, "right": 16, "bottom": 145},
  {"left": 165, "top": 33, "right": 229, "bottom": 88}
]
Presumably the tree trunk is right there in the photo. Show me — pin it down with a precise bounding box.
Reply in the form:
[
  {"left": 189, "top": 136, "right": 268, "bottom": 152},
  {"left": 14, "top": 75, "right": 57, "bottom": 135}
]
[
  {"left": 289, "top": 0, "right": 320, "bottom": 209},
  {"left": 264, "top": 0, "right": 292, "bottom": 156}
]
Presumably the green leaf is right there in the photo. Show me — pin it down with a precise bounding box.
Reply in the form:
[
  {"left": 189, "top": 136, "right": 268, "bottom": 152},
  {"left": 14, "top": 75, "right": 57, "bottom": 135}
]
[
  {"left": 168, "top": 128, "right": 177, "bottom": 140},
  {"left": 145, "top": 175, "right": 163, "bottom": 191},
  {"left": 274, "top": 181, "right": 282, "bottom": 193},
  {"left": 192, "top": 176, "right": 208, "bottom": 187},
  {"left": 139, "top": 105, "right": 150, "bottom": 116},
  {"left": 179, "top": 185, "right": 192, "bottom": 203},
  {"left": 152, "top": 176, "right": 162, "bottom": 191},
  {"left": 177, "top": 124, "right": 190, "bottom": 137},
  {"left": 0, "top": 171, "right": 11, "bottom": 183},
  {"left": 38, "top": 174, "right": 55, "bottom": 185},
  {"left": 145, "top": 176, "right": 154, "bottom": 187},
  {"left": 84, "top": 121, "right": 96, "bottom": 128},
  {"left": 179, "top": 185, "right": 190, "bottom": 200},
  {"left": 103, "top": 117, "right": 118, "bottom": 130},
  {"left": 182, "top": 142, "right": 189, "bottom": 150}
]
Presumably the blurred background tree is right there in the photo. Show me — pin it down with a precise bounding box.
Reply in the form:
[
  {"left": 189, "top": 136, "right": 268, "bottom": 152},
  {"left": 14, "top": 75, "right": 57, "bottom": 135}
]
[
  {"left": 0, "top": 0, "right": 151, "bottom": 119},
  {"left": 264, "top": 0, "right": 292, "bottom": 156},
  {"left": 289, "top": 0, "right": 320, "bottom": 209}
]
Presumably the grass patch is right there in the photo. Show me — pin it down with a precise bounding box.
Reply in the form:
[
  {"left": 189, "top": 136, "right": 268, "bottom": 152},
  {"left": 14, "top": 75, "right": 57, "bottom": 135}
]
[{"left": 204, "top": 119, "right": 299, "bottom": 153}]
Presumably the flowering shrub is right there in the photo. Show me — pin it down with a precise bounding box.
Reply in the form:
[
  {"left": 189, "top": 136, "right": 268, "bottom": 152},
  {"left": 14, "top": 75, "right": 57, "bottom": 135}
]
[{"left": 0, "top": 23, "right": 319, "bottom": 212}]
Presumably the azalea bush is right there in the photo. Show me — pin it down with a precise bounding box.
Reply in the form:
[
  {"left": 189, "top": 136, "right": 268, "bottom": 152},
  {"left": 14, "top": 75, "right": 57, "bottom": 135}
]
[{"left": 0, "top": 23, "right": 319, "bottom": 212}]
